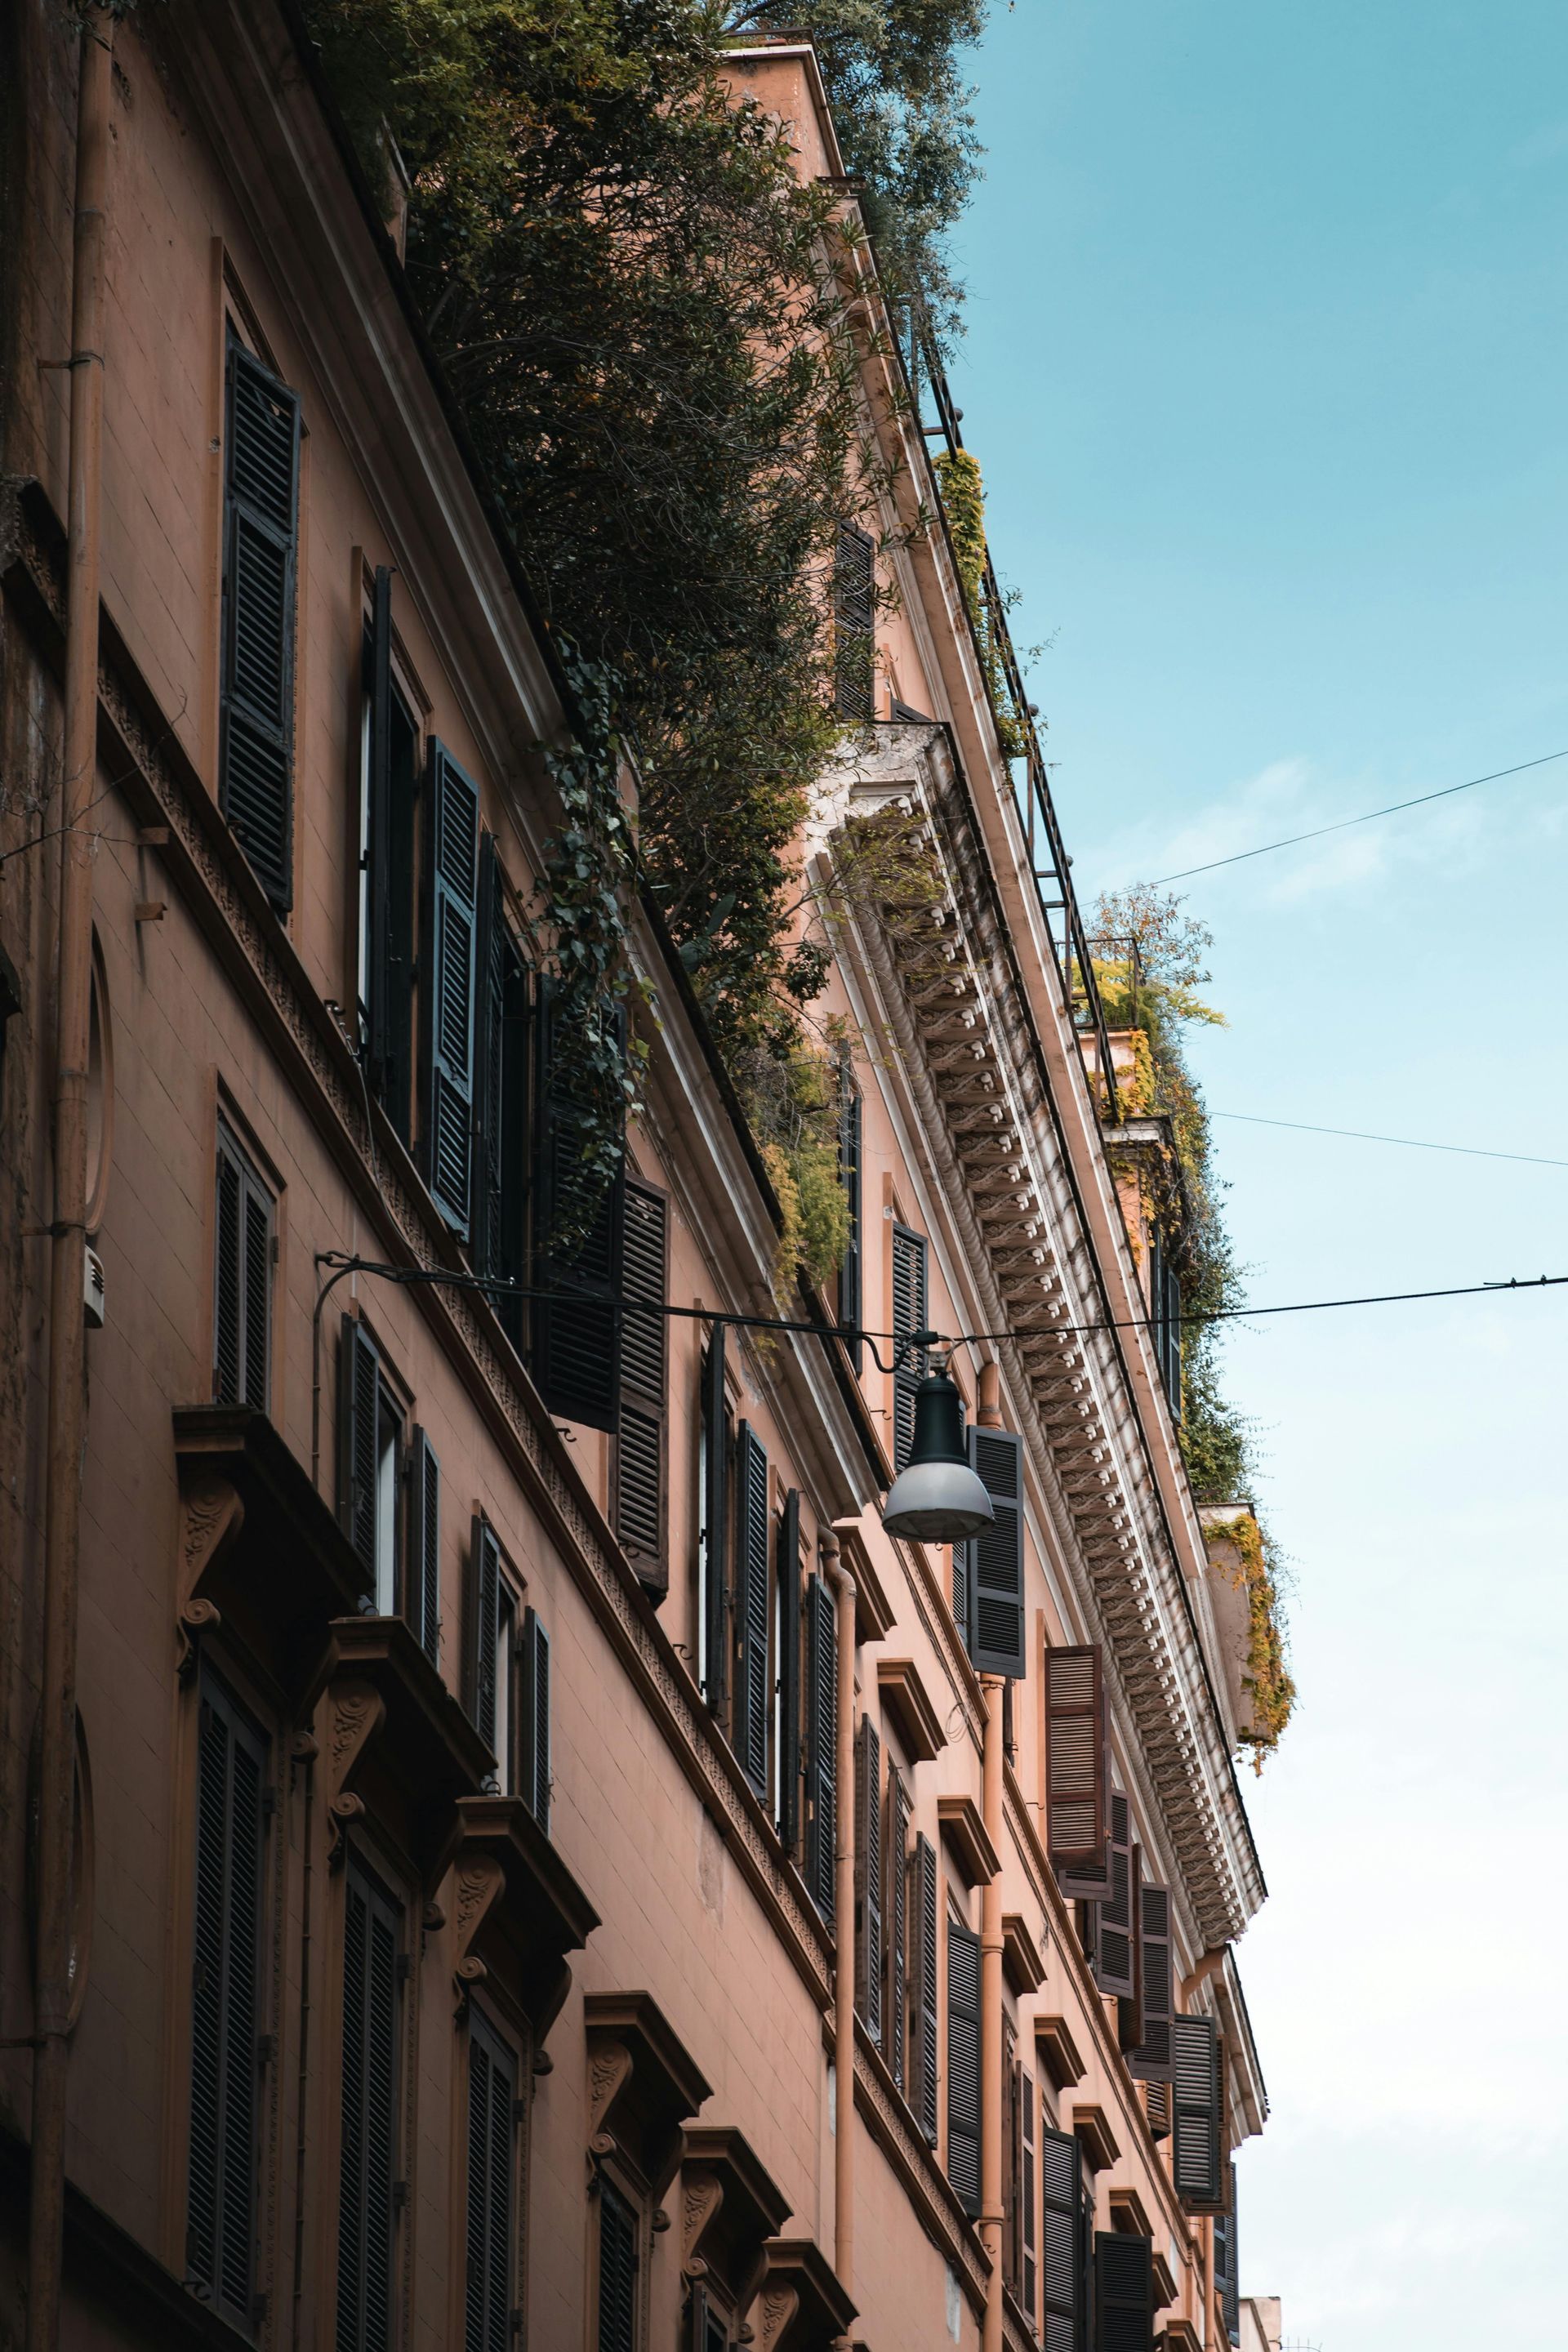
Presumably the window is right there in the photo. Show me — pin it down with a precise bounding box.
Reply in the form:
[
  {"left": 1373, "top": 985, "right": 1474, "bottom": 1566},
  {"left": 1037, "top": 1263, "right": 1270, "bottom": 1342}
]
[
  {"left": 220, "top": 336, "right": 300, "bottom": 913},
  {"left": 957, "top": 1422, "right": 1026, "bottom": 1678},
  {"left": 595, "top": 2176, "right": 640, "bottom": 2352},
  {"left": 732, "top": 1422, "right": 770, "bottom": 1801},
  {"left": 802, "top": 1574, "right": 837, "bottom": 1927},
  {"left": 404, "top": 1429, "right": 442, "bottom": 1667},
  {"left": 947, "top": 1909, "right": 982, "bottom": 2217},
  {"left": 186, "top": 1667, "right": 268, "bottom": 2328},
  {"left": 337, "top": 1319, "right": 405, "bottom": 1613},
  {"left": 773, "top": 1492, "right": 803, "bottom": 1854},
  {"left": 890, "top": 1224, "right": 929, "bottom": 1472},
  {"left": 838, "top": 1086, "right": 862, "bottom": 1365},
  {"left": 358, "top": 568, "right": 420, "bottom": 1145},
  {"left": 1094, "top": 2231, "right": 1155, "bottom": 2350},
  {"left": 1091, "top": 1789, "right": 1138, "bottom": 2008},
  {"left": 1214, "top": 2163, "right": 1241, "bottom": 2345},
  {"left": 336, "top": 1855, "right": 403, "bottom": 2352},
  {"left": 1127, "top": 1878, "right": 1174, "bottom": 2086},
  {"left": 465, "top": 2010, "right": 519, "bottom": 2352},
  {"left": 884, "top": 1766, "right": 911, "bottom": 2096},
  {"left": 474, "top": 832, "right": 530, "bottom": 1314},
  {"left": 419, "top": 741, "right": 482, "bottom": 1239},
  {"left": 1147, "top": 1223, "right": 1183, "bottom": 1420},
  {"left": 1044, "top": 1644, "right": 1111, "bottom": 1903},
  {"left": 686, "top": 2283, "right": 732, "bottom": 2351},
  {"left": 465, "top": 1516, "right": 550, "bottom": 1826},
  {"left": 697, "top": 1334, "right": 732, "bottom": 1720},
  {"left": 614, "top": 1180, "right": 668, "bottom": 1591},
  {"left": 1040, "top": 2125, "right": 1083, "bottom": 2352},
  {"left": 214, "top": 1120, "right": 273, "bottom": 1410},
  {"left": 1171, "top": 2016, "right": 1223, "bottom": 2208},
  {"left": 833, "top": 520, "right": 876, "bottom": 723},
  {"left": 1020, "top": 2066, "right": 1038, "bottom": 2323},
  {"left": 528, "top": 978, "right": 626, "bottom": 1431},
  {"left": 908, "top": 1832, "right": 939, "bottom": 2146},
  {"left": 853, "top": 1717, "right": 884, "bottom": 2046}
]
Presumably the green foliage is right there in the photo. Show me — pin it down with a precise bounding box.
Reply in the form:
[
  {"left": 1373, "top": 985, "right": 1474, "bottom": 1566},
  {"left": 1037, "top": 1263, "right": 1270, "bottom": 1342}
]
[{"left": 931, "top": 445, "right": 1023, "bottom": 756}]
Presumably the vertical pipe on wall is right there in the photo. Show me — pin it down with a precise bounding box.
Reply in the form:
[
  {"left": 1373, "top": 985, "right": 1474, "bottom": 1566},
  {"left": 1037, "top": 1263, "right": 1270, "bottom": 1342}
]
[
  {"left": 979, "top": 1676, "right": 1004, "bottom": 2352},
  {"left": 822, "top": 1531, "right": 857, "bottom": 2342},
  {"left": 29, "top": 11, "right": 113, "bottom": 2347}
]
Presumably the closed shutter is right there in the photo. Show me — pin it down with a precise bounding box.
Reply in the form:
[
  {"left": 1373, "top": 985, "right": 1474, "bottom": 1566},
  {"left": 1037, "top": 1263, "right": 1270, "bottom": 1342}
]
[
  {"left": 967, "top": 1424, "right": 1025, "bottom": 1677},
  {"left": 337, "top": 1316, "right": 381, "bottom": 1590},
  {"left": 1040, "top": 2126, "right": 1081, "bottom": 2352},
  {"left": 220, "top": 340, "right": 299, "bottom": 912},
  {"left": 890, "top": 1225, "right": 929, "bottom": 1472},
  {"left": 1003, "top": 2027, "right": 1020, "bottom": 2293},
  {"left": 420, "top": 741, "right": 482, "bottom": 1238},
  {"left": 1093, "top": 1790, "right": 1137, "bottom": 2002},
  {"left": 884, "top": 1766, "right": 910, "bottom": 2096},
  {"left": 909, "top": 1833, "right": 939, "bottom": 2145},
  {"left": 839, "top": 1089, "right": 862, "bottom": 1365},
  {"left": 473, "top": 834, "right": 509, "bottom": 1282},
  {"left": 853, "top": 1716, "right": 883, "bottom": 2047},
  {"left": 834, "top": 519, "right": 876, "bottom": 722},
  {"left": 364, "top": 568, "right": 395, "bottom": 1100},
  {"left": 1045, "top": 1645, "right": 1111, "bottom": 1901},
  {"left": 186, "top": 1670, "right": 267, "bottom": 2328},
  {"left": 465, "top": 2013, "right": 517, "bottom": 2352},
  {"left": 777, "top": 1491, "right": 802, "bottom": 1852},
  {"left": 596, "top": 2179, "right": 638, "bottom": 2352},
  {"left": 804, "top": 1575, "right": 837, "bottom": 1927},
  {"left": 1128, "top": 1882, "right": 1174, "bottom": 2083},
  {"left": 701, "top": 1334, "right": 729, "bottom": 1717},
  {"left": 404, "top": 1428, "right": 441, "bottom": 1665},
  {"left": 1021, "top": 2069, "right": 1037, "bottom": 2323},
  {"left": 1094, "top": 2230, "right": 1154, "bottom": 2352},
  {"left": 214, "top": 1125, "right": 272, "bottom": 1410},
  {"left": 947, "top": 1914, "right": 982, "bottom": 2216},
  {"left": 733, "top": 1423, "right": 770, "bottom": 1798},
  {"left": 518, "top": 1606, "right": 550, "bottom": 1833},
  {"left": 466, "top": 1516, "right": 502, "bottom": 1759},
  {"left": 529, "top": 977, "right": 626, "bottom": 1432},
  {"left": 1214, "top": 2162, "right": 1240, "bottom": 2344},
  {"left": 615, "top": 1183, "right": 668, "bottom": 1590},
  {"left": 336, "top": 1858, "right": 401, "bottom": 2352},
  {"left": 1171, "top": 2014, "right": 1223, "bottom": 2207}
]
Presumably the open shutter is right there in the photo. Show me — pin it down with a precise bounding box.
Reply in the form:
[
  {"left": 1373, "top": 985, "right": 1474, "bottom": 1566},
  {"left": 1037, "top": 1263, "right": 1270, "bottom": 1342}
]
[
  {"left": 186, "top": 1671, "right": 267, "bottom": 2328},
  {"left": 405, "top": 1429, "right": 441, "bottom": 1665},
  {"left": 947, "top": 1914, "right": 982, "bottom": 2216},
  {"left": 1095, "top": 2231, "right": 1154, "bottom": 2352},
  {"left": 804, "top": 1575, "right": 837, "bottom": 1927},
  {"left": 466, "top": 1516, "right": 501, "bottom": 1759},
  {"left": 473, "top": 833, "right": 508, "bottom": 1281},
  {"left": 465, "top": 2014, "right": 516, "bottom": 2352},
  {"left": 1214, "top": 2163, "right": 1240, "bottom": 2344},
  {"left": 1003, "top": 2029, "right": 1021, "bottom": 2293},
  {"left": 839, "top": 1088, "right": 862, "bottom": 1364},
  {"left": 530, "top": 977, "right": 626, "bottom": 1432},
  {"left": 596, "top": 2179, "right": 638, "bottom": 2352},
  {"left": 337, "top": 1316, "right": 381, "bottom": 1592},
  {"left": 834, "top": 519, "right": 876, "bottom": 722},
  {"left": 420, "top": 741, "right": 481, "bottom": 1239},
  {"left": 1040, "top": 2126, "right": 1081, "bottom": 2352},
  {"left": 365, "top": 566, "right": 395, "bottom": 1089},
  {"left": 1093, "top": 1791, "right": 1137, "bottom": 2002},
  {"left": 1171, "top": 2014, "right": 1223, "bottom": 2207},
  {"left": 890, "top": 1225, "right": 929, "bottom": 1471},
  {"left": 215, "top": 1126, "right": 272, "bottom": 1410},
  {"left": 884, "top": 1766, "right": 910, "bottom": 2095},
  {"left": 1129, "top": 1881, "right": 1174, "bottom": 2083},
  {"left": 777, "top": 1492, "right": 802, "bottom": 1852},
  {"left": 909, "top": 1833, "right": 940, "bottom": 2145},
  {"left": 616, "top": 1182, "right": 668, "bottom": 1592},
  {"left": 854, "top": 1717, "right": 883, "bottom": 2046},
  {"left": 337, "top": 1858, "right": 401, "bottom": 2352},
  {"left": 1045, "top": 1644, "right": 1111, "bottom": 1900},
  {"left": 968, "top": 1425, "right": 1025, "bottom": 1677},
  {"left": 220, "top": 341, "right": 299, "bottom": 912},
  {"left": 701, "top": 1333, "right": 729, "bottom": 1717},
  {"left": 733, "top": 1424, "right": 770, "bottom": 1797},
  {"left": 518, "top": 1607, "right": 550, "bottom": 1833},
  {"left": 1021, "top": 2069, "right": 1037, "bottom": 2323}
]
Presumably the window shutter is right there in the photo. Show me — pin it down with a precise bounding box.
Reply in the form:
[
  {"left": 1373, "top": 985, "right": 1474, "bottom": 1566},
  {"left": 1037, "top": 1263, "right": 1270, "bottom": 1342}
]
[
  {"left": 596, "top": 2179, "right": 638, "bottom": 2352},
  {"left": 1021, "top": 2069, "right": 1037, "bottom": 2323},
  {"left": 518, "top": 1606, "right": 550, "bottom": 1833},
  {"left": 834, "top": 519, "right": 876, "bottom": 723},
  {"left": 529, "top": 976, "right": 626, "bottom": 1432},
  {"left": 186, "top": 1671, "right": 267, "bottom": 2328},
  {"left": 967, "top": 1424, "right": 1025, "bottom": 1677},
  {"left": 616, "top": 1182, "right": 668, "bottom": 1592},
  {"left": 890, "top": 1225, "right": 929, "bottom": 1472},
  {"left": 1003, "top": 2031, "right": 1021, "bottom": 2294},
  {"left": 1144, "top": 2079, "right": 1172, "bottom": 2140},
  {"left": 701, "top": 1334, "right": 729, "bottom": 1718},
  {"left": 1045, "top": 1644, "right": 1111, "bottom": 1900},
  {"left": 1214, "top": 2162, "right": 1240, "bottom": 2344},
  {"left": 1040, "top": 2125, "right": 1082, "bottom": 2352},
  {"left": 853, "top": 1717, "right": 883, "bottom": 2046},
  {"left": 804, "top": 1574, "right": 837, "bottom": 1927},
  {"left": 405, "top": 1428, "right": 441, "bottom": 1665},
  {"left": 733, "top": 1423, "right": 770, "bottom": 1798},
  {"left": 839, "top": 1089, "right": 862, "bottom": 1364},
  {"left": 220, "top": 340, "right": 299, "bottom": 912},
  {"left": 365, "top": 566, "right": 395, "bottom": 1092},
  {"left": 337, "top": 1859, "right": 401, "bottom": 2352},
  {"left": 465, "top": 2013, "right": 516, "bottom": 2352},
  {"left": 466, "top": 1516, "right": 501, "bottom": 1759},
  {"left": 420, "top": 741, "right": 482, "bottom": 1239},
  {"left": 473, "top": 833, "right": 510, "bottom": 1283},
  {"left": 946, "top": 1914, "right": 982, "bottom": 2216},
  {"left": 777, "top": 1491, "right": 802, "bottom": 1853},
  {"left": 1171, "top": 2014, "right": 1223, "bottom": 2207},
  {"left": 1095, "top": 2230, "right": 1155, "bottom": 2352},
  {"left": 337, "top": 1316, "right": 381, "bottom": 1590},
  {"left": 1129, "top": 1881, "right": 1174, "bottom": 2082},
  {"left": 215, "top": 1126, "right": 272, "bottom": 1410},
  {"left": 909, "top": 1833, "right": 939, "bottom": 2145},
  {"left": 884, "top": 1766, "right": 910, "bottom": 2096},
  {"left": 1093, "top": 1790, "right": 1137, "bottom": 2002}
]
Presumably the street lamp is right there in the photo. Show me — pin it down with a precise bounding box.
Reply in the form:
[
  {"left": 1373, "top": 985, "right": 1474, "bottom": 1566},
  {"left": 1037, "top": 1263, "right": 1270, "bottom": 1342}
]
[{"left": 880, "top": 1365, "right": 995, "bottom": 1544}]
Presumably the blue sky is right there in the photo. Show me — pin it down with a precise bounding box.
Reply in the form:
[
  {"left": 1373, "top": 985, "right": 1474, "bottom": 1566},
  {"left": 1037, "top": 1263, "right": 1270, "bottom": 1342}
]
[{"left": 950, "top": 4, "right": 1568, "bottom": 2341}]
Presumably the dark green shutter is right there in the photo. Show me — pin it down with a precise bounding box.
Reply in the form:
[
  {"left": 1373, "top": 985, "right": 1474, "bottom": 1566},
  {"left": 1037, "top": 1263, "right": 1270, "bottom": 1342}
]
[
  {"left": 733, "top": 1423, "right": 770, "bottom": 1797},
  {"left": 473, "top": 834, "right": 509, "bottom": 1281},
  {"left": 1095, "top": 2230, "right": 1154, "bottom": 2352},
  {"left": 596, "top": 2179, "right": 637, "bottom": 2352},
  {"left": 804, "top": 1575, "right": 837, "bottom": 1927},
  {"left": 405, "top": 1428, "right": 441, "bottom": 1664},
  {"left": 1040, "top": 2125, "right": 1080, "bottom": 2352},
  {"left": 890, "top": 1226, "right": 928, "bottom": 1472},
  {"left": 336, "top": 1857, "right": 401, "bottom": 2352},
  {"left": 1214, "top": 2163, "right": 1240, "bottom": 2344},
  {"left": 701, "top": 1333, "right": 729, "bottom": 1718},
  {"left": 465, "top": 2013, "right": 516, "bottom": 2352},
  {"left": 337, "top": 1316, "right": 381, "bottom": 1590},
  {"left": 419, "top": 739, "right": 481, "bottom": 1237},
  {"left": 947, "top": 1914, "right": 982, "bottom": 2216},
  {"left": 854, "top": 1716, "right": 883, "bottom": 2047},
  {"left": 615, "top": 1183, "right": 668, "bottom": 1591},
  {"left": 215, "top": 1125, "right": 271, "bottom": 1410},
  {"left": 466, "top": 1515, "right": 501, "bottom": 1759},
  {"left": 365, "top": 568, "right": 395, "bottom": 1086},
  {"left": 1171, "top": 2014, "right": 1223, "bottom": 2206},
  {"left": 529, "top": 977, "right": 626, "bottom": 1432},
  {"left": 834, "top": 520, "right": 876, "bottom": 722},
  {"left": 967, "top": 1424, "right": 1025, "bottom": 1677},
  {"left": 909, "top": 1833, "right": 939, "bottom": 2145},
  {"left": 220, "top": 339, "right": 299, "bottom": 912},
  {"left": 1094, "top": 1790, "right": 1137, "bottom": 2002},
  {"left": 839, "top": 1088, "right": 862, "bottom": 1364},
  {"left": 519, "top": 1606, "right": 550, "bottom": 1833},
  {"left": 885, "top": 1766, "right": 910, "bottom": 2096},
  {"left": 186, "top": 1669, "right": 267, "bottom": 2328},
  {"left": 1128, "top": 1882, "right": 1174, "bottom": 2082},
  {"left": 777, "top": 1492, "right": 802, "bottom": 1853}
]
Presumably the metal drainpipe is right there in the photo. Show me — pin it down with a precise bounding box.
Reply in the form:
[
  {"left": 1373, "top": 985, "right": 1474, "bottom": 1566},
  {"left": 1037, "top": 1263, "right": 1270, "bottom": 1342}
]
[
  {"left": 822, "top": 1530, "right": 856, "bottom": 2345},
  {"left": 976, "top": 1361, "right": 1004, "bottom": 2352},
  {"left": 1202, "top": 2214, "right": 1215, "bottom": 2350},
  {"left": 29, "top": 11, "right": 113, "bottom": 2347}
]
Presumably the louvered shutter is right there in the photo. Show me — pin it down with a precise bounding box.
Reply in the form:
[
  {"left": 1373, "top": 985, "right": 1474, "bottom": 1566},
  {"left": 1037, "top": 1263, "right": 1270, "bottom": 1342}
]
[
  {"left": 891, "top": 1225, "right": 929, "bottom": 1472},
  {"left": 839, "top": 1089, "right": 862, "bottom": 1365},
  {"left": 1021, "top": 2069, "right": 1037, "bottom": 2323},
  {"left": 616, "top": 1183, "right": 668, "bottom": 1591},
  {"left": 701, "top": 1334, "right": 729, "bottom": 1718},
  {"left": 465, "top": 2013, "right": 516, "bottom": 2352},
  {"left": 518, "top": 1606, "right": 550, "bottom": 1833},
  {"left": 804, "top": 1575, "right": 837, "bottom": 1926},
  {"left": 1093, "top": 1791, "right": 1137, "bottom": 2002},
  {"left": 733, "top": 1423, "right": 770, "bottom": 1798},
  {"left": 420, "top": 741, "right": 482, "bottom": 1238},
  {"left": 1045, "top": 1645, "right": 1111, "bottom": 1900},
  {"left": 405, "top": 1428, "right": 441, "bottom": 1665},
  {"left": 1118, "top": 1843, "right": 1145, "bottom": 2055},
  {"left": 1171, "top": 2015, "right": 1223, "bottom": 2207},
  {"left": 1003, "top": 2027, "right": 1020, "bottom": 2293},
  {"left": 967, "top": 1425, "right": 1025, "bottom": 1677},
  {"left": 336, "top": 1858, "right": 401, "bottom": 2352},
  {"left": 466, "top": 1516, "right": 501, "bottom": 1759},
  {"left": 529, "top": 977, "right": 626, "bottom": 1433},
  {"left": 1129, "top": 1881, "right": 1174, "bottom": 2082},
  {"left": 214, "top": 1126, "right": 271, "bottom": 1410},
  {"left": 854, "top": 1717, "right": 883, "bottom": 2046},
  {"left": 473, "top": 834, "right": 509, "bottom": 1282},
  {"left": 596, "top": 2179, "right": 638, "bottom": 2352},
  {"left": 337, "top": 1316, "right": 381, "bottom": 1592},
  {"left": 186, "top": 1671, "right": 267, "bottom": 2328},
  {"left": 835, "top": 519, "right": 876, "bottom": 723},
  {"left": 885, "top": 1766, "right": 910, "bottom": 2094},
  {"left": 1144, "top": 2079, "right": 1171, "bottom": 2140},
  {"left": 364, "top": 567, "right": 396, "bottom": 1089},
  {"left": 1095, "top": 2231, "right": 1155, "bottom": 2352},
  {"left": 909, "top": 1833, "right": 939, "bottom": 2145},
  {"left": 777, "top": 1492, "right": 802, "bottom": 1852},
  {"left": 220, "top": 340, "right": 299, "bottom": 912},
  {"left": 946, "top": 1914, "right": 982, "bottom": 2216},
  {"left": 1214, "top": 2163, "right": 1240, "bottom": 2344},
  {"left": 1040, "top": 2126, "right": 1081, "bottom": 2352}
]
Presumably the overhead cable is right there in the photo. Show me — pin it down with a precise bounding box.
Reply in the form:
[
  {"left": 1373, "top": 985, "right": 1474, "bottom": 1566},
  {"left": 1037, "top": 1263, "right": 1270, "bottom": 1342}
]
[{"left": 1211, "top": 1110, "right": 1568, "bottom": 1172}]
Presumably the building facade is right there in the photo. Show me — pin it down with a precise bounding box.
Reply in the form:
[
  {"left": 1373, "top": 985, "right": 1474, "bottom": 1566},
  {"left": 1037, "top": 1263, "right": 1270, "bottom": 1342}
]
[{"left": 0, "top": 8, "right": 1270, "bottom": 2351}]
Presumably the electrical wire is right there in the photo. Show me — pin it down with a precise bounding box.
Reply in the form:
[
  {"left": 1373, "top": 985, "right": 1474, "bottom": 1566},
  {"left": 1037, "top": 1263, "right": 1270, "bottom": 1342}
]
[{"left": 1210, "top": 1110, "right": 1568, "bottom": 1171}]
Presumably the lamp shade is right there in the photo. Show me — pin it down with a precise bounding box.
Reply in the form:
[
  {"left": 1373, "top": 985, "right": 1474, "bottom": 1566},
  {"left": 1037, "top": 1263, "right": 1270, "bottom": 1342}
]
[{"left": 880, "top": 1370, "right": 996, "bottom": 1544}]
